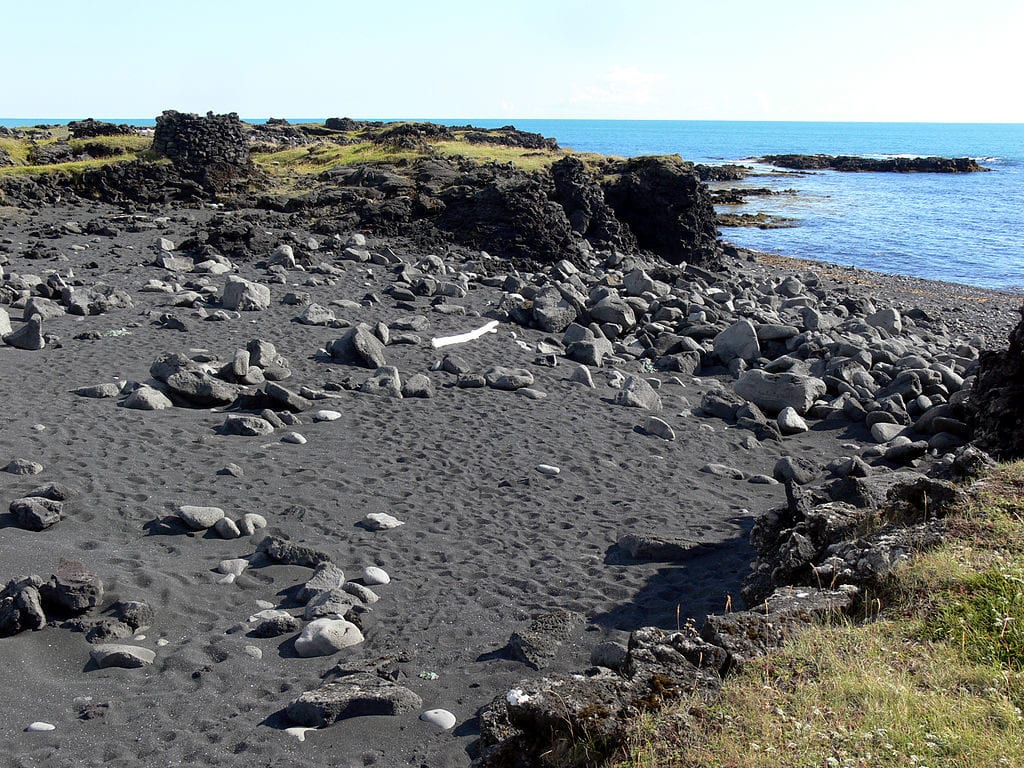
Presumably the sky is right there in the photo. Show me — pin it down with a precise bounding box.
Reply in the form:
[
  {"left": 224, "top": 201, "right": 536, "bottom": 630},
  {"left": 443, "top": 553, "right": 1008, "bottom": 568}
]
[{"left": 5, "top": 0, "right": 1023, "bottom": 122}]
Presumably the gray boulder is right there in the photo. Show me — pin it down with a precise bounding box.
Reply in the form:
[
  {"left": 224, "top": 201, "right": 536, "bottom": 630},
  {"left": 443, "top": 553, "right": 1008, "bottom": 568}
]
[
  {"left": 734, "top": 369, "right": 826, "bottom": 415},
  {"left": 3, "top": 316, "right": 45, "bottom": 350},
  {"left": 484, "top": 366, "right": 534, "bottom": 391},
  {"left": 287, "top": 672, "right": 422, "bottom": 726},
  {"left": 10, "top": 497, "right": 64, "bottom": 531},
  {"left": 329, "top": 324, "right": 387, "bottom": 368},
  {"left": 614, "top": 376, "right": 662, "bottom": 411},
  {"left": 714, "top": 319, "right": 761, "bottom": 363},
  {"left": 222, "top": 275, "right": 271, "bottom": 311}
]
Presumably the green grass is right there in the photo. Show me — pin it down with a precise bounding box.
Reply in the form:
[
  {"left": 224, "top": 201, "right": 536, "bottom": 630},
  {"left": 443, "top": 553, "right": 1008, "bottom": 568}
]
[
  {"left": 67, "top": 134, "right": 151, "bottom": 154},
  {"left": 0, "top": 157, "right": 141, "bottom": 176},
  {"left": 612, "top": 462, "right": 1024, "bottom": 768}
]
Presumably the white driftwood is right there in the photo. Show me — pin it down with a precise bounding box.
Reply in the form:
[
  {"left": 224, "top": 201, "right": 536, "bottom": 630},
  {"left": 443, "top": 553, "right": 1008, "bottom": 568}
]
[{"left": 431, "top": 320, "right": 500, "bottom": 349}]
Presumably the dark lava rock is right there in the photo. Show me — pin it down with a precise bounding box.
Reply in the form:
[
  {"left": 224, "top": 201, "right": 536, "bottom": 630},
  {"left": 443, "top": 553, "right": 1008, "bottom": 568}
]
[
  {"left": 550, "top": 156, "right": 633, "bottom": 249},
  {"left": 601, "top": 155, "right": 720, "bottom": 269},
  {"left": 40, "top": 560, "right": 103, "bottom": 616},
  {"left": 761, "top": 154, "right": 988, "bottom": 173},
  {"left": 287, "top": 672, "right": 422, "bottom": 726},
  {"left": 507, "top": 609, "right": 584, "bottom": 669},
  {"left": 971, "top": 304, "right": 1024, "bottom": 459},
  {"left": 153, "top": 110, "right": 253, "bottom": 193},
  {"left": 258, "top": 535, "right": 333, "bottom": 567}
]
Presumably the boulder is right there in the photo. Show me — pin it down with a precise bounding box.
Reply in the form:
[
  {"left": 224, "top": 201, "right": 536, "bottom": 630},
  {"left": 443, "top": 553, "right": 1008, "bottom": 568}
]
[
  {"left": 714, "top": 319, "right": 760, "bottom": 363},
  {"left": 222, "top": 275, "right": 270, "bottom": 311},
  {"left": 3, "top": 316, "right": 45, "bottom": 350},
  {"left": 734, "top": 369, "right": 826, "bottom": 415},
  {"left": 329, "top": 324, "right": 387, "bottom": 368},
  {"left": 294, "top": 618, "right": 365, "bottom": 657},
  {"left": 614, "top": 376, "right": 662, "bottom": 411},
  {"left": 286, "top": 672, "right": 422, "bottom": 726},
  {"left": 10, "top": 497, "right": 64, "bottom": 531}
]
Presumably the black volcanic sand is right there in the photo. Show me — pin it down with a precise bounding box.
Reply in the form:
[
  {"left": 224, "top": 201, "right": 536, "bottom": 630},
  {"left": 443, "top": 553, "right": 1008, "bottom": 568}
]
[{"left": 0, "top": 199, "right": 1019, "bottom": 768}]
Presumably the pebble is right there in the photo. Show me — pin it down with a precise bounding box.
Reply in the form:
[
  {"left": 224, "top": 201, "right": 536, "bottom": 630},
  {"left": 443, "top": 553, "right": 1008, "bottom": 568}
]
[
  {"left": 285, "top": 726, "right": 316, "bottom": 741},
  {"left": 364, "top": 512, "right": 404, "bottom": 530},
  {"left": 420, "top": 709, "right": 457, "bottom": 730},
  {"left": 311, "top": 409, "right": 342, "bottom": 422},
  {"left": 25, "top": 722, "right": 56, "bottom": 732},
  {"left": 535, "top": 464, "right": 561, "bottom": 476},
  {"left": 156, "top": 638, "right": 169, "bottom": 647},
  {"left": 244, "top": 645, "right": 263, "bottom": 659},
  {"left": 281, "top": 431, "right": 307, "bottom": 444},
  {"left": 217, "top": 558, "right": 249, "bottom": 576},
  {"left": 363, "top": 566, "right": 391, "bottom": 585}
]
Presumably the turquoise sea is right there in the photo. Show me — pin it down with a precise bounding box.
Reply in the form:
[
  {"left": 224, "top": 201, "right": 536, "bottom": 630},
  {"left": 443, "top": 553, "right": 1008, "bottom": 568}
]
[{"left": 3, "top": 118, "right": 1022, "bottom": 290}]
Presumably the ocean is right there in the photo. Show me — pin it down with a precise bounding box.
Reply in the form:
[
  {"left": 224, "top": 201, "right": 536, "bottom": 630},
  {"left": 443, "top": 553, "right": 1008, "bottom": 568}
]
[{"left": 3, "top": 118, "right": 1022, "bottom": 291}]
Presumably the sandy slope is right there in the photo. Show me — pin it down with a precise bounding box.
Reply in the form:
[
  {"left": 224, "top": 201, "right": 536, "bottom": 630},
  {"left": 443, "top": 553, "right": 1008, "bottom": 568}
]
[{"left": 0, "top": 200, "right": 1019, "bottom": 767}]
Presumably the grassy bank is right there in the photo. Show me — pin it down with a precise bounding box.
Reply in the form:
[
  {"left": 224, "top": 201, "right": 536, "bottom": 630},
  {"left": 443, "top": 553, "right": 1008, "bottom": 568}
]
[{"left": 613, "top": 462, "right": 1024, "bottom": 768}]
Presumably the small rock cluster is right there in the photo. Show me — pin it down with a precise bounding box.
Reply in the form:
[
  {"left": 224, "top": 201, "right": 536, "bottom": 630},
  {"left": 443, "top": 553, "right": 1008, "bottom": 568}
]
[
  {"left": 1, "top": 560, "right": 152, "bottom": 658},
  {"left": 1, "top": 265, "right": 134, "bottom": 350}
]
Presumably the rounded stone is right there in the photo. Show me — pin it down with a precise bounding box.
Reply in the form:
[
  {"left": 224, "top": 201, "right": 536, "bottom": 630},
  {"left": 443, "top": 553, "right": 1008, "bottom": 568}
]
[
  {"left": 420, "top": 708, "right": 457, "bottom": 730},
  {"left": 177, "top": 505, "right": 226, "bottom": 530},
  {"left": 362, "top": 566, "right": 390, "bottom": 585},
  {"left": 294, "top": 618, "right": 364, "bottom": 657}
]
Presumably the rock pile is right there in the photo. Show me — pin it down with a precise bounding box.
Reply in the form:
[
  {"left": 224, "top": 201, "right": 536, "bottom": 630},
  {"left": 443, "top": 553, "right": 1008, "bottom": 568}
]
[{"left": 153, "top": 110, "right": 253, "bottom": 193}]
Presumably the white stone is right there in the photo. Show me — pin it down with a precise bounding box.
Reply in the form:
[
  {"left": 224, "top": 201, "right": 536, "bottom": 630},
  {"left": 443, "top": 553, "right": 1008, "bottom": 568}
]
[
  {"left": 777, "top": 406, "right": 809, "bottom": 435},
  {"left": 642, "top": 416, "right": 676, "bottom": 440},
  {"left": 281, "top": 431, "right": 307, "bottom": 444},
  {"left": 294, "top": 618, "right": 364, "bottom": 657},
  {"left": 25, "top": 722, "right": 56, "bottom": 732},
  {"left": 363, "top": 566, "right": 390, "bottom": 585},
  {"left": 364, "top": 512, "right": 405, "bottom": 530},
  {"left": 312, "top": 409, "right": 342, "bottom": 422},
  {"left": 217, "top": 558, "right": 249, "bottom": 576},
  {"left": 420, "top": 708, "right": 457, "bottom": 729},
  {"left": 536, "top": 464, "right": 561, "bottom": 476}
]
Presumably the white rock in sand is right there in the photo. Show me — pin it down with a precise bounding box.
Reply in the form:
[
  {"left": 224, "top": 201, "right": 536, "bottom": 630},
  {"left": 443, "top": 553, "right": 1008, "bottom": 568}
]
[
  {"left": 294, "top": 618, "right": 364, "bottom": 657},
  {"left": 364, "top": 512, "right": 404, "bottom": 530},
  {"left": 25, "top": 722, "right": 56, "bottom": 732},
  {"left": 535, "top": 464, "right": 561, "bottom": 476},
  {"left": 238, "top": 513, "right": 268, "bottom": 535},
  {"left": 177, "top": 505, "right": 225, "bottom": 530},
  {"left": 363, "top": 566, "right": 390, "bottom": 585},
  {"left": 312, "top": 409, "right": 342, "bottom": 422},
  {"left": 777, "top": 406, "right": 809, "bottom": 435},
  {"left": 281, "top": 431, "right": 307, "bottom": 444},
  {"left": 420, "top": 709, "right": 457, "bottom": 729},
  {"left": 217, "top": 558, "right": 249, "bottom": 576}
]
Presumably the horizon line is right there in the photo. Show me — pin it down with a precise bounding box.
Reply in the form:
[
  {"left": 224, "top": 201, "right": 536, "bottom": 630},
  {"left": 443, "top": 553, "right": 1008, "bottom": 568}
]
[{"left": 2, "top": 116, "right": 1024, "bottom": 127}]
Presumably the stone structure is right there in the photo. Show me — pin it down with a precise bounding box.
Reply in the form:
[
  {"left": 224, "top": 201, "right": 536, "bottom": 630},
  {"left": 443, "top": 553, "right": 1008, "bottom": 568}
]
[{"left": 152, "top": 110, "right": 252, "bottom": 193}]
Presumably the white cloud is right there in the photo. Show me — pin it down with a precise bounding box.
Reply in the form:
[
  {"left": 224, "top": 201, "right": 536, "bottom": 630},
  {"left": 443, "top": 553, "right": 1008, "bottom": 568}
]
[{"left": 568, "top": 67, "right": 668, "bottom": 112}]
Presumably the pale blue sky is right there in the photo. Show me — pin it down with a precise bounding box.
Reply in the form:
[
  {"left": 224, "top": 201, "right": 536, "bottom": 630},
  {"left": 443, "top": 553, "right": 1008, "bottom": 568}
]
[{"left": 5, "top": 0, "right": 1022, "bottom": 122}]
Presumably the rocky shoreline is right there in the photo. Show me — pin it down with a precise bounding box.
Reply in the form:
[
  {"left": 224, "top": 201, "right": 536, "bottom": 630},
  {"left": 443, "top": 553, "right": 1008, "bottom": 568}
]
[{"left": 1, "top": 113, "right": 1021, "bottom": 767}]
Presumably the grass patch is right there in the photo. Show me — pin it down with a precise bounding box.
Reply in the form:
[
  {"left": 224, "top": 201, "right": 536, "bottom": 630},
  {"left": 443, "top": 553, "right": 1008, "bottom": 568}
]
[
  {"left": 67, "top": 134, "right": 151, "bottom": 155},
  {"left": 613, "top": 462, "right": 1024, "bottom": 768},
  {"left": 0, "top": 157, "right": 140, "bottom": 176}
]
